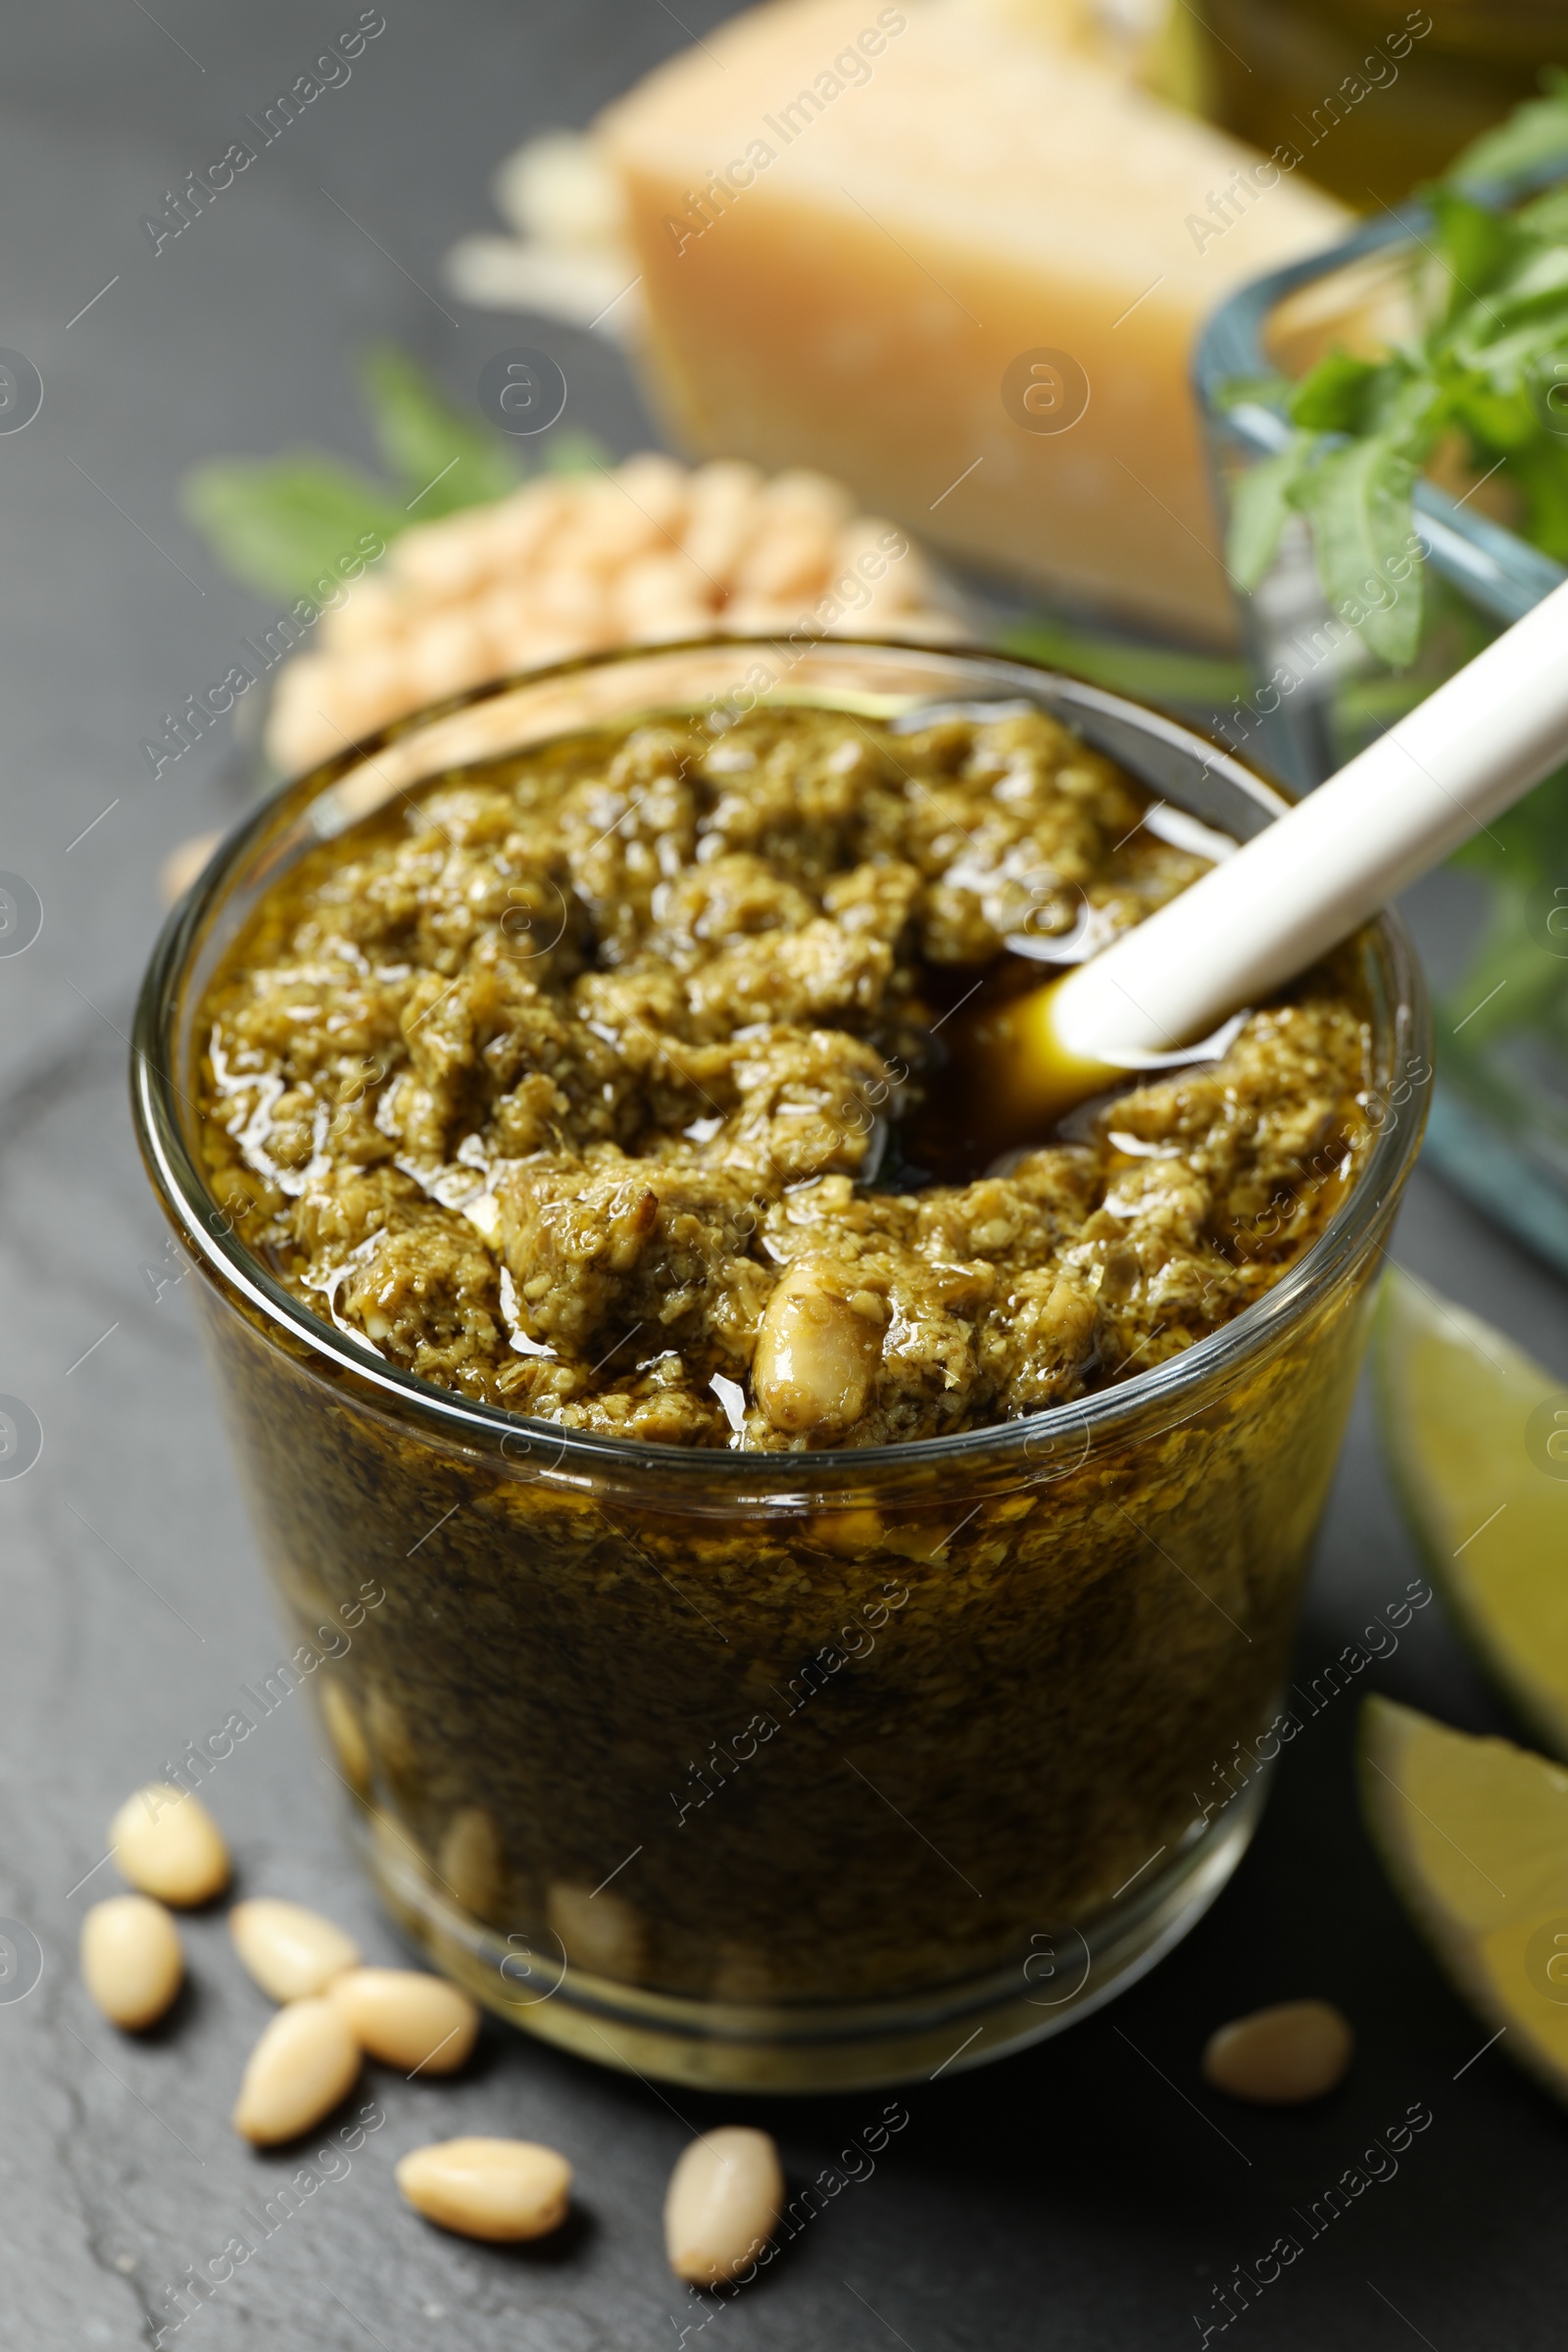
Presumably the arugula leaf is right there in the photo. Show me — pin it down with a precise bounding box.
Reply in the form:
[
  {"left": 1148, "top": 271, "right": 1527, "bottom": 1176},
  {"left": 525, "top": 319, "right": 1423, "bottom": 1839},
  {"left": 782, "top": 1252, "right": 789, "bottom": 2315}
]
[
  {"left": 1293, "top": 432, "right": 1422, "bottom": 666},
  {"left": 181, "top": 455, "right": 404, "bottom": 600},
  {"left": 358, "top": 346, "right": 517, "bottom": 517}
]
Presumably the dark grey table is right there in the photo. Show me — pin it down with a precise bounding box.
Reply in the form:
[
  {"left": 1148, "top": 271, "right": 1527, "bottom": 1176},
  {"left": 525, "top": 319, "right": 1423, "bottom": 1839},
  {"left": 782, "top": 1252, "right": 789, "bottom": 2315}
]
[{"left": 4, "top": 6, "right": 1565, "bottom": 2345}]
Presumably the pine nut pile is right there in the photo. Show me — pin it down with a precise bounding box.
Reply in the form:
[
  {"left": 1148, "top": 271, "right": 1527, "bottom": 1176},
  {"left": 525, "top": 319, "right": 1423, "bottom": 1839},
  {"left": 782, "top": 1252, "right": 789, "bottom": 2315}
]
[
  {"left": 266, "top": 454, "right": 965, "bottom": 776},
  {"left": 81, "top": 1778, "right": 1353, "bottom": 2278},
  {"left": 82, "top": 1780, "right": 788, "bottom": 2273}
]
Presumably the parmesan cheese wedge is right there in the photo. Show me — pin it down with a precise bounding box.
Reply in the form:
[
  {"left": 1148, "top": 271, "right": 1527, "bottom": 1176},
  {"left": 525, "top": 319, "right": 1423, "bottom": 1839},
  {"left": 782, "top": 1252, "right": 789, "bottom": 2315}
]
[{"left": 599, "top": 0, "right": 1348, "bottom": 642}]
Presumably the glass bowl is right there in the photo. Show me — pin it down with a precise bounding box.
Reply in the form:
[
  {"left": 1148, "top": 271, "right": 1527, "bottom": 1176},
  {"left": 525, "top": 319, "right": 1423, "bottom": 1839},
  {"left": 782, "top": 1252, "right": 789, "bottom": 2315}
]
[{"left": 1197, "top": 210, "right": 1568, "bottom": 1276}]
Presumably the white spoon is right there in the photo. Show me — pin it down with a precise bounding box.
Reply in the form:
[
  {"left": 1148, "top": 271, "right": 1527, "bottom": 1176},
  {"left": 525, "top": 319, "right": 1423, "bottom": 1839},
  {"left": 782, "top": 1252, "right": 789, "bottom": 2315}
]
[{"left": 967, "top": 575, "right": 1568, "bottom": 1132}]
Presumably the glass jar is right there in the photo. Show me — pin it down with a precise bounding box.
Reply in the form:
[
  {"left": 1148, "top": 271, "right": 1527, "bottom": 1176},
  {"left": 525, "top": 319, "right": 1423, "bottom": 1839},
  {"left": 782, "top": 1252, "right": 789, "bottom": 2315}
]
[{"left": 131, "top": 639, "right": 1428, "bottom": 2090}]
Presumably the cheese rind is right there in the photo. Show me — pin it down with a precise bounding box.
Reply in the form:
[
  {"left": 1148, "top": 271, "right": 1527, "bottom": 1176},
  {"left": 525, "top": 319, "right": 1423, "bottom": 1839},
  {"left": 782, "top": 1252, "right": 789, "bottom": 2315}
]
[{"left": 600, "top": 0, "right": 1348, "bottom": 642}]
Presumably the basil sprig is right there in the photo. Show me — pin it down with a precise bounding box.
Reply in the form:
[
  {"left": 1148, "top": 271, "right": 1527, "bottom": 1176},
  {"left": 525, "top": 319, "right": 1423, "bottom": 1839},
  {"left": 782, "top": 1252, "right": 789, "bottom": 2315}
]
[{"left": 1227, "top": 71, "right": 1568, "bottom": 668}]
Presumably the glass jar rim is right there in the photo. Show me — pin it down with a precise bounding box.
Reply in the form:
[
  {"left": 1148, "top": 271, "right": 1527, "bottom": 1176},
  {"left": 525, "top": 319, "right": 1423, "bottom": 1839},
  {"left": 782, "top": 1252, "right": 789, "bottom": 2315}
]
[{"left": 132, "top": 635, "right": 1431, "bottom": 1502}]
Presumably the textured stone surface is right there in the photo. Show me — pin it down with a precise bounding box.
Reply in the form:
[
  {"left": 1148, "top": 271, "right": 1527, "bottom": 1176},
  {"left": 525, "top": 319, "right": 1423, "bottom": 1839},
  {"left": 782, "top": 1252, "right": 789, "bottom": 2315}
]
[{"left": 1, "top": 6, "right": 1564, "bottom": 2345}]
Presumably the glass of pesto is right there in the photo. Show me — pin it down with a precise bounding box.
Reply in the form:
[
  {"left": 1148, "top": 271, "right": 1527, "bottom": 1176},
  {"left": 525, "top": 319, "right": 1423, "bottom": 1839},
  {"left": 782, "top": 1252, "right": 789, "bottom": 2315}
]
[{"left": 133, "top": 639, "right": 1429, "bottom": 2091}]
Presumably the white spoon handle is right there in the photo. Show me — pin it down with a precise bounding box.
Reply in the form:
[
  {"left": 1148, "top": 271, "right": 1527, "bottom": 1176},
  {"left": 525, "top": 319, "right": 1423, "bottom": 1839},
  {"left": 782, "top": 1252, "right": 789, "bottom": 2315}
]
[{"left": 1053, "top": 575, "right": 1568, "bottom": 1064}]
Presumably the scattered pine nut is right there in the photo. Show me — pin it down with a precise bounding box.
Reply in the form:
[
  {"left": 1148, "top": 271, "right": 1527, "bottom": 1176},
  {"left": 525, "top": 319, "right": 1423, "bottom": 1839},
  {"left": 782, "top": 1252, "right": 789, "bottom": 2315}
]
[
  {"left": 229, "top": 1898, "right": 360, "bottom": 2002},
  {"left": 231, "top": 1995, "right": 362, "bottom": 2144},
  {"left": 664, "top": 2127, "right": 783, "bottom": 2286},
  {"left": 110, "top": 1786, "right": 230, "bottom": 1908},
  {"left": 395, "top": 2136, "right": 572, "bottom": 2242},
  {"left": 1202, "top": 1999, "right": 1353, "bottom": 2104},
  {"left": 80, "top": 1895, "right": 183, "bottom": 2031},
  {"left": 330, "top": 1968, "right": 480, "bottom": 2074}
]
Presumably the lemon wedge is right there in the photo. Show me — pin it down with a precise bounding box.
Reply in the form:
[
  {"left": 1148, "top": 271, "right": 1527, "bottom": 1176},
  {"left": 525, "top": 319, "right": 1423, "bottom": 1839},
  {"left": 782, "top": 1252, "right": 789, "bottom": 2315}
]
[
  {"left": 1374, "top": 1266, "right": 1568, "bottom": 1754},
  {"left": 1361, "top": 1694, "right": 1568, "bottom": 2100}
]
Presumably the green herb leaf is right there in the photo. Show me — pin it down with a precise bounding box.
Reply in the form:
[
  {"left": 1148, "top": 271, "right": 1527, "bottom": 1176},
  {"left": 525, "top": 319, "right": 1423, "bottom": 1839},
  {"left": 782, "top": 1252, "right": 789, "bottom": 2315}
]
[
  {"left": 1442, "top": 371, "right": 1539, "bottom": 456},
  {"left": 1429, "top": 189, "right": 1517, "bottom": 318},
  {"left": 181, "top": 454, "right": 404, "bottom": 600},
  {"left": 1293, "top": 432, "right": 1422, "bottom": 666},
  {"left": 540, "top": 426, "right": 612, "bottom": 475},
  {"left": 1501, "top": 438, "right": 1568, "bottom": 559},
  {"left": 1445, "top": 66, "right": 1568, "bottom": 194},
  {"left": 1226, "top": 435, "right": 1311, "bottom": 590},
  {"left": 1288, "top": 351, "right": 1386, "bottom": 434},
  {"left": 1487, "top": 238, "right": 1568, "bottom": 318},
  {"left": 1331, "top": 672, "right": 1434, "bottom": 742},
  {"left": 358, "top": 346, "right": 517, "bottom": 517},
  {"left": 1001, "top": 615, "right": 1249, "bottom": 710},
  {"left": 1212, "top": 372, "right": 1292, "bottom": 414},
  {"left": 1439, "top": 866, "right": 1568, "bottom": 1043},
  {"left": 1221, "top": 76, "right": 1568, "bottom": 1075},
  {"left": 1450, "top": 299, "right": 1568, "bottom": 387},
  {"left": 1516, "top": 181, "right": 1568, "bottom": 240},
  {"left": 1452, "top": 761, "right": 1568, "bottom": 889},
  {"left": 1369, "top": 368, "right": 1442, "bottom": 444}
]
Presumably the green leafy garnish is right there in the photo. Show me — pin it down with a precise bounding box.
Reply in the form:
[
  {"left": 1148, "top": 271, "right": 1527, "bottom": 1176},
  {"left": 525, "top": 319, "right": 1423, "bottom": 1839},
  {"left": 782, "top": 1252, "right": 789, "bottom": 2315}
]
[
  {"left": 1287, "top": 350, "right": 1387, "bottom": 433},
  {"left": 358, "top": 346, "right": 519, "bottom": 516},
  {"left": 182, "top": 347, "right": 607, "bottom": 598},
  {"left": 1001, "top": 615, "right": 1249, "bottom": 712},
  {"left": 1222, "top": 79, "right": 1568, "bottom": 1116},
  {"left": 538, "top": 426, "right": 613, "bottom": 476},
  {"left": 1446, "top": 65, "right": 1568, "bottom": 193},
  {"left": 1228, "top": 435, "right": 1310, "bottom": 592},
  {"left": 1225, "top": 72, "right": 1568, "bottom": 664},
  {"left": 1293, "top": 432, "right": 1422, "bottom": 665},
  {"left": 181, "top": 456, "right": 406, "bottom": 601}
]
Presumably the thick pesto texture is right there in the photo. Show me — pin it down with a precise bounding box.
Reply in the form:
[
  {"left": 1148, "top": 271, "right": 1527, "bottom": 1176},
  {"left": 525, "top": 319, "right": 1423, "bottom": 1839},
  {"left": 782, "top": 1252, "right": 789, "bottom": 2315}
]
[{"left": 198, "top": 704, "right": 1372, "bottom": 1449}]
